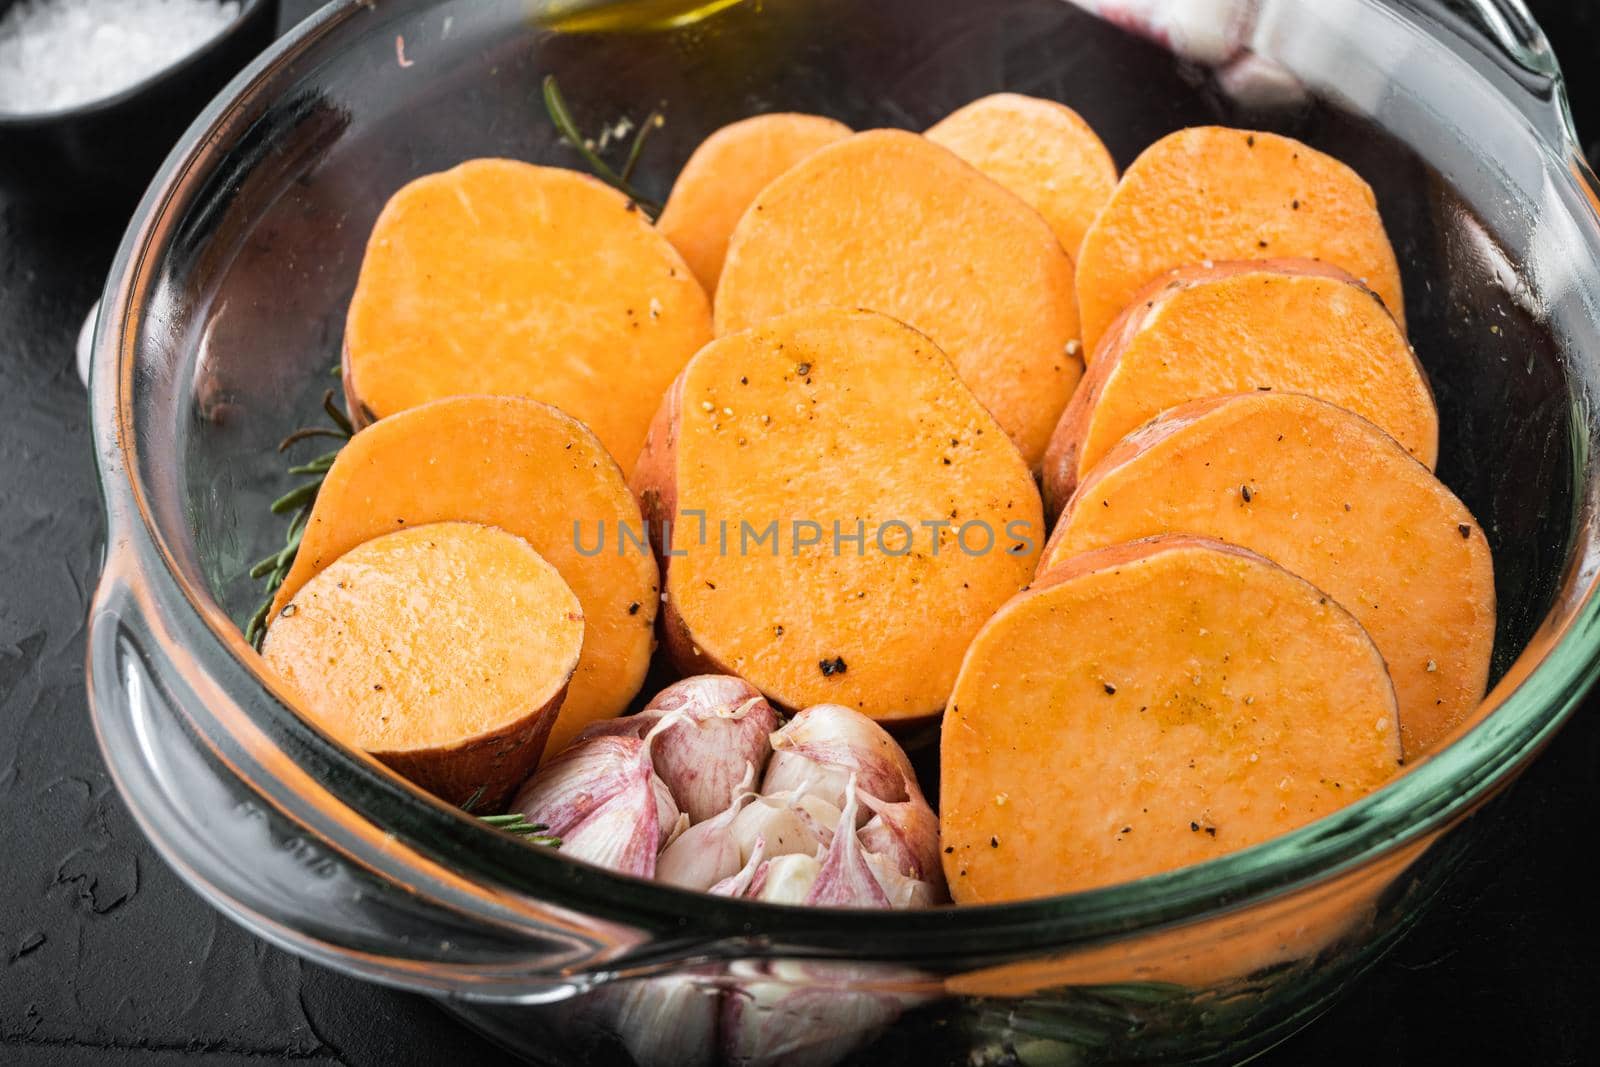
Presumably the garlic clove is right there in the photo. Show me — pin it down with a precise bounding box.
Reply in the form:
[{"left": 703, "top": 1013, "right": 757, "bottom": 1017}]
[
  {"left": 754, "top": 852, "right": 822, "bottom": 905},
  {"left": 803, "top": 777, "right": 891, "bottom": 909},
  {"left": 509, "top": 735, "right": 645, "bottom": 838},
  {"left": 643, "top": 675, "right": 780, "bottom": 823},
  {"left": 762, "top": 704, "right": 919, "bottom": 822},
  {"left": 864, "top": 851, "right": 940, "bottom": 909},
  {"left": 658, "top": 792, "right": 751, "bottom": 891},
  {"left": 560, "top": 772, "right": 668, "bottom": 879},
  {"left": 859, "top": 791, "right": 945, "bottom": 891},
  {"left": 730, "top": 791, "right": 829, "bottom": 863}
]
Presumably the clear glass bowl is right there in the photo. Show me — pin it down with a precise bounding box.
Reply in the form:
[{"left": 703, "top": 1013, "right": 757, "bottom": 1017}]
[{"left": 86, "top": 0, "right": 1600, "bottom": 1063}]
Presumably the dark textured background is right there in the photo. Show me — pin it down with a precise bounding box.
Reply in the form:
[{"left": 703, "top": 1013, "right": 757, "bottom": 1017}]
[{"left": 2, "top": 1, "right": 1598, "bottom": 1063}]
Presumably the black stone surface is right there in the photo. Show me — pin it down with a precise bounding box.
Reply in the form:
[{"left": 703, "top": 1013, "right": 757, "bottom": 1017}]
[{"left": 1, "top": 2, "right": 1597, "bottom": 1064}]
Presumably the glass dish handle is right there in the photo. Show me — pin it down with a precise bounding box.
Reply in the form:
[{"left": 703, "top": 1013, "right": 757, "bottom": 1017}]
[{"left": 87, "top": 541, "right": 653, "bottom": 999}]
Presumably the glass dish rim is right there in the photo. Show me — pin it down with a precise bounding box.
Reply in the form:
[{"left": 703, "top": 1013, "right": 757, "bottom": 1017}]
[{"left": 86, "top": 0, "right": 1600, "bottom": 961}]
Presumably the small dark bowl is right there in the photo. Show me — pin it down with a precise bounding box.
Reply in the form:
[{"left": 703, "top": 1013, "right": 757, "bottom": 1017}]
[{"left": 0, "top": 0, "right": 279, "bottom": 211}]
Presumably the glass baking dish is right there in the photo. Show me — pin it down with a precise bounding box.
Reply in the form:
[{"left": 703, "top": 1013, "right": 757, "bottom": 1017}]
[{"left": 86, "top": 0, "right": 1600, "bottom": 1062}]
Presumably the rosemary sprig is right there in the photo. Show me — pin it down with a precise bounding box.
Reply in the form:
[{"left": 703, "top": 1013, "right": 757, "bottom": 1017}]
[
  {"left": 542, "top": 74, "right": 665, "bottom": 217},
  {"left": 480, "top": 813, "right": 562, "bottom": 847},
  {"left": 243, "top": 388, "right": 353, "bottom": 649}
]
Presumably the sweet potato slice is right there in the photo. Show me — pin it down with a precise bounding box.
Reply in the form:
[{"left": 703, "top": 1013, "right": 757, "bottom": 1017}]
[
  {"left": 262, "top": 522, "right": 584, "bottom": 807},
  {"left": 1044, "top": 393, "right": 1494, "bottom": 758},
  {"left": 344, "top": 158, "right": 711, "bottom": 469},
  {"left": 270, "top": 396, "right": 659, "bottom": 756},
  {"left": 1041, "top": 259, "right": 1436, "bottom": 513},
  {"left": 631, "top": 307, "right": 1042, "bottom": 723},
  {"left": 657, "top": 113, "right": 851, "bottom": 293},
  {"left": 941, "top": 536, "right": 1402, "bottom": 903},
  {"left": 925, "top": 92, "right": 1117, "bottom": 258},
  {"left": 715, "top": 129, "right": 1081, "bottom": 468},
  {"left": 1075, "top": 127, "right": 1404, "bottom": 352}
]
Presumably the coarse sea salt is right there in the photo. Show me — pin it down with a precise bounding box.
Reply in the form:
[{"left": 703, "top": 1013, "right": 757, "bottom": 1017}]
[{"left": 0, "top": 0, "right": 241, "bottom": 115}]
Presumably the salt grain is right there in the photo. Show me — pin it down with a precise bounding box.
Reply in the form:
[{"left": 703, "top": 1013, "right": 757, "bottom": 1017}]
[{"left": 0, "top": 0, "right": 241, "bottom": 115}]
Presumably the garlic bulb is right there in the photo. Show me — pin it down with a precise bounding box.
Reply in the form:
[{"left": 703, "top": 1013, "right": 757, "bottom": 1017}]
[
  {"left": 642, "top": 675, "right": 780, "bottom": 823},
  {"left": 762, "top": 704, "right": 919, "bottom": 821}
]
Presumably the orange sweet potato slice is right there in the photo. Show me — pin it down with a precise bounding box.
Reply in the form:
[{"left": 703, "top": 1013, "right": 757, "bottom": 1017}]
[
  {"left": 270, "top": 396, "right": 659, "bottom": 756},
  {"left": 657, "top": 113, "right": 852, "bottom": 293},
  {"left": 1075, "top": 127, "right": 1404, "bottom": 352},
  {"left": 941, "top": 535, "right": 1402, "bottom": 903},
  {"left": 631, "top": 307, "right": 1043, "bottom": 723},
  {"left": 344, "top": 158, "right": 711, "bottom": 470},
  {"left": 925, "top": 92, "right": 1117, "bottom": 258},
  {"left": 1041, "top": 259, "right": 1436, "bottom": 514},
  {"left": 1044, "top": 392, "right": 1494, "bottom": 758},
  {"left": 714, "top": 129, "right": 1081, "bottom": 468},
  {"left": 262, "top": 522, "right": 584, "bottom": 807}
]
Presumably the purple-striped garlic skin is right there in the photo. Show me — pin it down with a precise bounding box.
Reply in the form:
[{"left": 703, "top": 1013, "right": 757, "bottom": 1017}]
[
  {"left": 510, "top": 735, "right": 662, "bottom": 839},
  {"left": 643, "top": 675, "right": 780, "bottom": 823},
  {"left": 762, "top": 704, "right": 918, "bottom": 823},
  {"left": 859, "top": 791, "right": 945, "bottom": 891}
]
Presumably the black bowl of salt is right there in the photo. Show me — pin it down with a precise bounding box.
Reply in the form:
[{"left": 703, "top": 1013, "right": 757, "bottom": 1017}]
[{"left": 0, "top": 0, "right": 278, "bottom": 210}]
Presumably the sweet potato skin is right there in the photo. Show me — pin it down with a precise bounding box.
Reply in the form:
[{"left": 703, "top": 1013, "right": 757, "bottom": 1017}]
[
  {"left": 376, "top": 684, "right": 565, "bottom": 809},
  {"left": 925, "top": 92, "right": 1117, "bottom": 258},
  {"left": 1075, "top": 127, "right": 1404, "bottom": 352},
  {"left": 343, "top": 158, "right": 711, "bottom": 469},
  {"left": 632, "top": 307, "right": 1042, "bottom": 723},
  {"left": 270, "top": 396, "right": 660, "bottom": 756},
  {"left": 942, "top": 535, "right": 1402, "bottom": 904},
  {"left": 715, "top": 128, "right": 1081, "bottom": 468},
  {"left": 1045, "top": 392, "right": 1494, "bottom": 758},
  {"left": 263, "top": 522, "right": 583, "bottom": 807},
  {"left": 1041, "top": 259, "right": 1436, "bottom": 515},
  {"left": 657, "top": 112, "right": 851, "bottom": 293}
]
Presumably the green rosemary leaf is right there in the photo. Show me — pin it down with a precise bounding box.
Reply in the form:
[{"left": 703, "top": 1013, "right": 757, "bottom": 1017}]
[
  {"left": 287, "top": 451, "right": 340, "bottom": 476},
  {"left": 244, "top": 598, "right": 273, "bottom": 649},
  {"left": 460, "top": 785, "right": 488, "bottom": 814},
  {"left": 620, "top": 107, "right": 665, "bottom": 185},
  {"left": 321, "top": 389, "right": 354, "bottom": 436},
  {"left": 479, "top": 813, "right": 530, "bottom": 826},
  {"left": 269, "top": 479, "right": 322, "bottom": 515},
  {"left": 277, "top": 426, "right": 348, "bottom": 451},
  {"left": 246, "top": 391, "right": 353, "bottom": 651},
  {"left": 541, "top": 75, "right": 662, "bottom": 216},
  {"left": 480, "top": 813, "right": 562, "bottom": 847}
]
